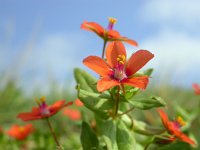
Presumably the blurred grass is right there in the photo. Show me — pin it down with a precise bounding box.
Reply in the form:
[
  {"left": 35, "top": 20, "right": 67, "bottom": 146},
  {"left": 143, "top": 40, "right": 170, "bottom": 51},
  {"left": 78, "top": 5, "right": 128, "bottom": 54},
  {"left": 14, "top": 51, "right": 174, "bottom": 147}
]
[{"left": 0, "top": 78, "right": 199, "bottom": 150}]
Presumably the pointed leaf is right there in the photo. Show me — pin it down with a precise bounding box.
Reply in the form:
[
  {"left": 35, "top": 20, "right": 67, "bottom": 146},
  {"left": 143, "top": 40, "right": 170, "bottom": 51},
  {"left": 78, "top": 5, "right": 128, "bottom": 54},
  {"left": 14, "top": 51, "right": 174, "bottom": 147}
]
[
  {"left": 143, "top": 68, "right": 154, "bottom": 76},
  {"left": 96, "top": 117, "right": 118, "bottom": 150},
  {"left": 128, "top": 96, "right": 166, "bottom": 110},
  {"left": 117, "top": 120, "right": 136, "bottom": 150},
  {"left": 78, "top": 89, "right": 113, "bottom": 119},
  {"left": 122, "top": 115, "right": 165, "bottom": 136},
  {"left": 74, "top": 68, "right": 98, "bottom": 92},
  {"left": 81, "top": 121, "right": 99, "bottom": 150}
]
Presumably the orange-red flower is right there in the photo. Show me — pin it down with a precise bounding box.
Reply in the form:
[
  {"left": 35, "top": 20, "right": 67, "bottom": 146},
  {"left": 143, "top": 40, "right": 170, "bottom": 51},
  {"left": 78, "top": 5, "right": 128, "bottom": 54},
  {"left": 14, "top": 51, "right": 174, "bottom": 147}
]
[
  {"left": 74, "top": 98, "right": 84, "bottom": 107},
  {"left": 7, "top": 124, "right": 34, "bottom": 140},
  {"left": 17, "top": 96, "right": 73, "bottom": 121},
  {"left": 157, "top": 109, "right": 196, "bottom": 146},
  {"left": 81, "top": 17, "right": 138, "bottom": 46},
  {"left": 63, "top": 108, "right": 81, "bottom": 121},
  {"left": 83, "top": 41, "right": 154, "bottom": 92},
  {"left": 192, "top": 83, "right": 200, "bottom": 95}
]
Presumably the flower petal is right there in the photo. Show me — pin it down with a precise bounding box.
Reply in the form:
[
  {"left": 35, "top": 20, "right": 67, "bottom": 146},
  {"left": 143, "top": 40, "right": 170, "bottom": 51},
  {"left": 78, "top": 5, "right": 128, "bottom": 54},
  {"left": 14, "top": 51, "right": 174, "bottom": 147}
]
[
  {"left": 122, "top": 76, "right": 149, "bottom": 89},
  {"left": 107, "top": 31, "right": 138, "bottom": 46},
  {"left": 49, "top": 100, "right": 73, "bottom": 116},
  {"left": 173, "top": 129, "right": 196, "bottom": 146},
  {"left": 17, "top": 107, "right": 42, "bottom": 121},
  {"left": 121, "top": 37, "right": 138, "bottom": 46},
  {"left": 106, "top": 41, "right": 126, "bottom": 68},
  {"left": 107, "top": 30, "right": 121, "bottom": 39},
  {"left": 192, "top": 83, "right": 200, "bottom": 95},
  {"left": 63, "top": 108, "right": 81, "bottom": 121},
  {"left": 81, "top": 21, "right": 104, "bottom": 37},
  {"left": 83, "top": 56, "right": 112, "bottom": 77},
  {"left": 157, "top": 109, "right": 171, "bottom": 130},
  {"left": 126, "top": 50, "right": 154, "bottom": 76},
  {"left": 75, "top": 98, "right": 84, "bottom": 107},
  {"left": 97, "top": 78, "right": 120, "bottom": 92}
]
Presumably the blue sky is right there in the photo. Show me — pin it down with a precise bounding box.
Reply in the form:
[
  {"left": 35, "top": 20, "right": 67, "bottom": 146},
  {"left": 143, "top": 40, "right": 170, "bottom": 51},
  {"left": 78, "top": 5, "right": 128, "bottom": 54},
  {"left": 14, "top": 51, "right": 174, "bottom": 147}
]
[{"left": 1, "top": 0, "right": 200, "bottom": 92}]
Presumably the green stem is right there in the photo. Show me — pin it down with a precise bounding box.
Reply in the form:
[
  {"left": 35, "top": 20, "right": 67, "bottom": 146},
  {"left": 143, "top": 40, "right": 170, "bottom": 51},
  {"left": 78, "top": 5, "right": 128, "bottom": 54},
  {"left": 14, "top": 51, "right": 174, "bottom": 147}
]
[
  {"left": 144, "top": 137, "right": 156, "bottom": 150},
  {"left": 144, "top": 142, "right": 151, "bottom": 150},
  {"left": 46, "top": 118, "right": 62, "bottom": 150},
  {"left": 101, "top": 40, "right": 107, "bottom": 59},
  {"left": 114, "top": 86, "right": 120, "bottom": 117},
  {"left": 118, "top": 107, "right": 135, "bottom": 117}
]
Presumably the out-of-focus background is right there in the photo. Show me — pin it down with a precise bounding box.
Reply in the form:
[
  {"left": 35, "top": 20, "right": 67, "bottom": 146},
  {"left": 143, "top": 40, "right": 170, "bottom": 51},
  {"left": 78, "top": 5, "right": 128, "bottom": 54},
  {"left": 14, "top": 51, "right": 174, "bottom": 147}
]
[{"left": 0, "top": 0, "right": 200, "bottom": 149}]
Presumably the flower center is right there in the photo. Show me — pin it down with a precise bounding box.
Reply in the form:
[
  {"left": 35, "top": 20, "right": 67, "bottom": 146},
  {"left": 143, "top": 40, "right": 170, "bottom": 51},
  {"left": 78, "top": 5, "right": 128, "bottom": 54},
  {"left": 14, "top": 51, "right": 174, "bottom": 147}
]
[
  {"left": 36, "top": 96, "right": 50, "bottom": 115},
  {"left": 117, "top": 55, "right": 125, "bottom": 64},
  {"left": 113, "top": 55, "right": 127, "bottom": 81},
  {"left": 19, "top": 127, "right": 25, "bottom": 133},
  {"left": 107, "top": 17, "right": 117, "bottom": 30},
  {"left": 173, "top": 116, "right": 186, "bottom": 129}
]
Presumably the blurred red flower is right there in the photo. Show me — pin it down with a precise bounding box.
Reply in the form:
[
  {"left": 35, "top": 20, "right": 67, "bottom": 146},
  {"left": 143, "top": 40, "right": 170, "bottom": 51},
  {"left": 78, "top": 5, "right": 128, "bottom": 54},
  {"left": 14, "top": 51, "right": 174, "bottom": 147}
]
[
  {"left": 83, "top": 41, "right": 154, "bottom": 92},
  {"left": 192, "top": 83, "right": 200, "bottom": 95},
  {"left": 74, "top": 98, "right": 84, "bottom": 107},
  {"left": 81, "top": 17, "right": 138, "bottom": 46},
  {"left": 158, "top": 109, "right": 196, "bottom": 146},
  {"left": 63, "top": 108, "right": 81, "bottom": 121},
  {"left": 17, "top": 96, "right": 73, "bottom": 121},
  {"left": 7, "top": 124, "right": 34, "bottom": 141}
]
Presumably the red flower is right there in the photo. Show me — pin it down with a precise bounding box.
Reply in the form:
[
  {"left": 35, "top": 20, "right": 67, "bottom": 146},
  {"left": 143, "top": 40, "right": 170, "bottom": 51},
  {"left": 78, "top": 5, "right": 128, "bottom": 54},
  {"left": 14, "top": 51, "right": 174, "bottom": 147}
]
[
  {"left": 7, "top": 124, "right": 34, "bottom": 140},
  {"left": 83, "top": 41, "right": 154, "bottom": 92},
  {"left": 81, "top": 17, "right": 138, "bottom": 46},
  {"left": 192, "top": 83, "right": 200, "bottom": 95},
  {"left": 63, "top": 108, "right": 81, "bottom": 121},
  {"left": 74, "top": 98, "right": 84, "bottom": 107},
  {"left": 17, "top": 96, "right": 73, "bottom": 121},
  {"left": 157, "top": 109, "right": 196, "bottom": 146}
]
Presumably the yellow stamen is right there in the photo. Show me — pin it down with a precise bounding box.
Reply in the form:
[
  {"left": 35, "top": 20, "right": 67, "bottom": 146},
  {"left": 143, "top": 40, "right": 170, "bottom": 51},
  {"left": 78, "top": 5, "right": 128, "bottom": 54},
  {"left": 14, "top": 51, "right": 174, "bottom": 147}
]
[
  {"left": 108, "top": 17, "right": 117, "bottom": 24},
  {"left": 177, "top": 116, "right": 186, "bottom": 127},
  {"left": 117, "top": 55, "right": 126, "bottom": 64},
  {"left": 19, "top": 127, "right": 25, "bottom": 132},
  {"left": 40, "top": 96, "right": 46, "bottom": 102}
]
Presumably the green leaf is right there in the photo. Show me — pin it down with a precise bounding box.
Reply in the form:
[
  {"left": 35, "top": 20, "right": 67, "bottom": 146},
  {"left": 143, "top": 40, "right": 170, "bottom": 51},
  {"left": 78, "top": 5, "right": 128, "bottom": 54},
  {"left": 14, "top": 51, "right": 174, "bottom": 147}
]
[
  {"left": 127, "top": 96, "right": 166, "bottom": 110},
  {"left": 122, "top": 115, "right": 165, "bottom": 136},
  {"left": 143, "top": 68, "right": 154, "bottom": 76},
  {"left": 116, "top": 120, "right": 136, "bottom": 150},
  {"left": 81, "top": 121, "right": 99, "bottom": 150},
  {"left": 74, "top": 68, "right": 97, "bottom": 92},
  {"left": 78, "top": 89, "right": 113, "bottom": 119},
  {"left": 124, "top": 86, "right": 139, "bottom": 100},
  {"left": 96, "top": 117, "right": 118, "bottom": 150}
]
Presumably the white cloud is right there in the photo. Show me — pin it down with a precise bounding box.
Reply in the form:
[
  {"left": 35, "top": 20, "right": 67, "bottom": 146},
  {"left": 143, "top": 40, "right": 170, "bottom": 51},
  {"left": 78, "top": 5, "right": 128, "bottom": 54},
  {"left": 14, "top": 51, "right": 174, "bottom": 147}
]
[
  {"left": 141, "top": 0, "right": 200, "bottom": 29},
  {"left": 137, "top": 29, "right": 200, "bottom": 86}
]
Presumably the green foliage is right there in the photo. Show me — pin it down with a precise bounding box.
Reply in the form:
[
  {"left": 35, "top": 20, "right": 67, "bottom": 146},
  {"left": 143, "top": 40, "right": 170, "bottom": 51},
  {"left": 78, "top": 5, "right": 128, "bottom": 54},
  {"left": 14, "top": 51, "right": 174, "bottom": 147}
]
[
  {"left": 127, "top": 96, "right": 166, "bottom": 110},
  {"left": 116, "top": 120, "right": 136, "bottom": 150},
  {"left": 96, "top": 117, "right": 118, "bottom": 150},
  {"left": 74, "top": 68, "right": 97, "bottom": 93},
  {"left": 81, "top": 121, "right": 99, "bottom": 150},
  {"left": 77, "top": 89, "right": 112, "bottom": 119}
]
